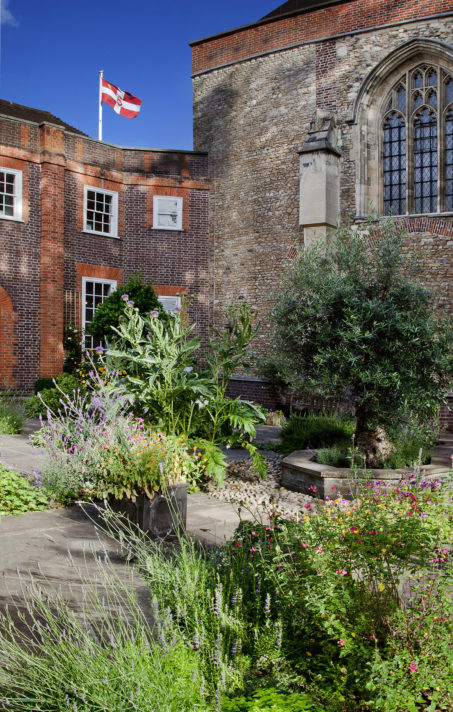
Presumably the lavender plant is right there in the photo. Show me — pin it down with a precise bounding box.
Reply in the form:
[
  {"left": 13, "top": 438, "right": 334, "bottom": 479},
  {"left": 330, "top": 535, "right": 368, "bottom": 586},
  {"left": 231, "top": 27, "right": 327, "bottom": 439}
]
[
  {"left": 36, "top": 360, "right": 209, "bottom": 502},
  {"left": 37, "top": 369, "right": 142, "bottom": 502},
  {"left": 0, "top": 565, "right": 209, "bottom": 711},
  {"left": 101, "top": 506, "right": 285, "bottom": 698}
]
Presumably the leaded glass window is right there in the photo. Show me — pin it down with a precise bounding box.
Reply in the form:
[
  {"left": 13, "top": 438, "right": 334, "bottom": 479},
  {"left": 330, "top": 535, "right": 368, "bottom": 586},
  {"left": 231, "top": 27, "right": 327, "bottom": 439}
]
[
  {"left": 383, "top": 112, "right": 406, "bottom": 216},
  {"left": 382, "top": 64, "right": 453, "bottom": 214},
  {"left": 446, "top": 110, "right": 453, "bottom": 211},
  {"left": 413, "top": 108, "right": 437, "bottom": 213}
]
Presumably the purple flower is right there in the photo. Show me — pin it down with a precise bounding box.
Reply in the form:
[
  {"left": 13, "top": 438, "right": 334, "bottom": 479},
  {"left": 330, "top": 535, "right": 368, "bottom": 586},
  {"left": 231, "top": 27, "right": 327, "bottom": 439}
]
[
  {"left": 126, "top": 300, "right": 134, "bottom": 307},
  {"left": 95, "top": 346, "right": 104, "bottom": 353},
  {"left": 121, "top": 294, "right": 129, "bottom": 301},
  {"left": 173, "top": 306, "right": 181, "bottom": 313},
  {"left": 150, "top": 310, "right": 158, "bottom": 317}
]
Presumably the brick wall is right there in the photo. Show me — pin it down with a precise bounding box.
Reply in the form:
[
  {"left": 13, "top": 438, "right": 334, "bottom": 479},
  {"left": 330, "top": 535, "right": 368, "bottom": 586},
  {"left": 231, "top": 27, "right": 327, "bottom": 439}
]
[
  {"left": 0, "top": 113, "right": 211, "bottom": 391},
  {"left": 193, "top": 13, "right": 453, "bottom": 365},
  {"left": 0, "top": 286, "right": 17, "bottom": 387}
]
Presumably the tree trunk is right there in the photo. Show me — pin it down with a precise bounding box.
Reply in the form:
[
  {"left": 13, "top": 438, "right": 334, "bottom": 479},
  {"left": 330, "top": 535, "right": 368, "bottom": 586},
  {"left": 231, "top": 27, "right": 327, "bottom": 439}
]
[{"left": 354, "top": 408, "right": 394, "bottom": 468}]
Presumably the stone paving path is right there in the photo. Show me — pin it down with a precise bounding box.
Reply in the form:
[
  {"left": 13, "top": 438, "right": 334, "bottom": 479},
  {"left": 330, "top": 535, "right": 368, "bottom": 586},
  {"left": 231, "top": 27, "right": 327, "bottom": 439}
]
[{"left": 0, "top": 422, "right": 266, "bottom": 617}]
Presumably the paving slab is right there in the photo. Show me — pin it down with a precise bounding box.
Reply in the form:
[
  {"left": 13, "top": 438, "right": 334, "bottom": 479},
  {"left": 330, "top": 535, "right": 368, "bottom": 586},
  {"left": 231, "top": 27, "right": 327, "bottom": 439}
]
[
  {"left": 0, "top": 419, "right": 259, "bottom": 619},
  {"left": 0, "top": 432, "right": 45, "bottom": 476}
]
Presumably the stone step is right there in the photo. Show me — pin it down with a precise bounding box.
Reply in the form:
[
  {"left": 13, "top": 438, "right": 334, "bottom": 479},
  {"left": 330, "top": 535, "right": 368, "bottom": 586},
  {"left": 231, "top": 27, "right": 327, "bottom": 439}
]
[
  {"left": 431, "top": 455, "right": 452, "bottom": 466},
  {"left": 433, "top": 446, "right": 453, "bottom": 457}
]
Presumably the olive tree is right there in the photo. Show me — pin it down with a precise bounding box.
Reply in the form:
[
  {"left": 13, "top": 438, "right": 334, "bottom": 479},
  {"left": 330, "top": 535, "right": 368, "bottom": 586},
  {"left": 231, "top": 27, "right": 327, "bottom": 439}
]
[{"left": 267, "top": 221, "right": 453, "bottom": 465}]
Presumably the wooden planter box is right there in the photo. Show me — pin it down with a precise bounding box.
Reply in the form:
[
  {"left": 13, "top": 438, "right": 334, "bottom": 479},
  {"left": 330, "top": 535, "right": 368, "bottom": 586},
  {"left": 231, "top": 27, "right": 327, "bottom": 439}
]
[{"left": 109, "top": 483, "right": 188, "bottom": 537}]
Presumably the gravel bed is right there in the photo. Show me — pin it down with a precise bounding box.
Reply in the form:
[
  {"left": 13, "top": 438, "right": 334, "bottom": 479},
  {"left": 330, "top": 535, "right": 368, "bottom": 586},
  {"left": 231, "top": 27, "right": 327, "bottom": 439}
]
[{"left": 204, "top": 453, "right": 317, "bottom": 519}]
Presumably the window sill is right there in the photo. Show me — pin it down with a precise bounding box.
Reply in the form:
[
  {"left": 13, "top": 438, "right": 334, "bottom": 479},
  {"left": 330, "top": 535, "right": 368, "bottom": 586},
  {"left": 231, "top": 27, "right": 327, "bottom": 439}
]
[
  {"left": 354, "top": 212, "right": 453, "bottom": 221},
  {"left": 151, "top": 225, "right": 184, "bottom": 231},
  {"left": 0, "top": 216, "right": 24, "bottom": 223},
  {"left": 82, "top": 230, "right": 121, "bottom": 239}
]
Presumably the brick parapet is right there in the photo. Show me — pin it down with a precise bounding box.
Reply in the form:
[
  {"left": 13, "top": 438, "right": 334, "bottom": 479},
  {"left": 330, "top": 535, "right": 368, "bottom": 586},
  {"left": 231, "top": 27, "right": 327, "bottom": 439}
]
[{"left": 191, "top": 0, "right": 453, "bottom": 75}]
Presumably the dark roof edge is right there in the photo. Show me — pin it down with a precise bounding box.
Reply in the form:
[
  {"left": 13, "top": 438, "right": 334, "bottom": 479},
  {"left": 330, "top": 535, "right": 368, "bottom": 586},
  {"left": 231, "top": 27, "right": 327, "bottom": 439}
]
[
  {"left": 0, "top": 112, "right": 206, "bottom": 155},
  {"left": 189, "top": 0, "right": 348, "bottom": 47}
]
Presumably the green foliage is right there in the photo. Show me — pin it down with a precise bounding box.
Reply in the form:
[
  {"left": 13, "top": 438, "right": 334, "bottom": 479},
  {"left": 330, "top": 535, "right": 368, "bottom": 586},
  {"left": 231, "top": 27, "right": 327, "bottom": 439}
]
[
  {"left": 24, "top": 373, "right": 80, "bottom": 418},
  {"left": 104, "top": 300, "right": 266, "bottom": 485},
  {"left": 226, "top": 474, "right": 453, "bottom": 710},
  {"left": 35, "top": 364, "right": 207, "bottom": 503},
  {"left": 62, "top": 322, "right": 82, "bottom": 373},
  {"left": 315, "top": 445, "right": 350, "bottom": 467},
  {"left": 369, "top": 564, "right": 453, "bottom": 710},
  {"left": 278, "top": 412, "right": 355, "bottom": 456},
  {"left": 268, "top": 220, "right": 453, "bottom": 440},
  {"left": 207, "top": 301, "right": 260, "bottom": 390},
  {"left": 0, "top": 573, "right": 208, "bottom": 712},
  {"left": 1, "top": 468, "right": 453, "bottom": 710},
  {"left": 103, "top": 509, "right": 285, "bottom": 700},
  {"left": 0, "top": 466, "right": 48, "bottom": 515},
  {"left": 88, "top": 272, "right": 163, "bottom": 342},
  {"left": 99, "top": 431, "right": 207, "bottom": 501},
  {"left": 33, "top": 377, "right": 54, "bottom": 394},
  {"left": 222, "top": 688, "right": 322, "bottom": 711},
  {"left": 107, "top": 299, "right": 211, "bottom": 434},
  {"left": 0, "top": 392, "right": 25, "bottom": 434},
  {"left": 380, "top": 407, "right": 441, "bottom": 468}
]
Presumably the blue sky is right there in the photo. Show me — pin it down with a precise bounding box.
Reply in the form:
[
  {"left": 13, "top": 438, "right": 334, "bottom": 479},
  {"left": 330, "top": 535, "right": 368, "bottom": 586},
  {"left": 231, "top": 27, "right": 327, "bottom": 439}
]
[{"left": 0, "top": 0, "right": 279, "bottom": 150}]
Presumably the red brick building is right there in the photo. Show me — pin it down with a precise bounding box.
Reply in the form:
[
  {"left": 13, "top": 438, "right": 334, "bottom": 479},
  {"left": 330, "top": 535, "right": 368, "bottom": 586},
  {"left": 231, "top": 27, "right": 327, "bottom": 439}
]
[{"left": 0, "top": 100, "right": 212, "bottom": 392}]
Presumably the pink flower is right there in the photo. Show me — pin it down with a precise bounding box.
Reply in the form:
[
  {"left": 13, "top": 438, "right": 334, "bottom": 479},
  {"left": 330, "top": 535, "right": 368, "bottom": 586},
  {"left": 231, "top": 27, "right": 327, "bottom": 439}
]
[
  {"left": 409, "top": 661, "right": 418, "bottom": 673},
  {"left": 301, "top": 542, "right": 309, "bottom": 548},
  {"left": 337, "top": 639, "right": 345, "bottom": 646},
  {"left": 336, "top": 569, "right": 348, "bottom": 576},
  {"left": 304, "top": 503, "right": 311, "bottom": 510}
]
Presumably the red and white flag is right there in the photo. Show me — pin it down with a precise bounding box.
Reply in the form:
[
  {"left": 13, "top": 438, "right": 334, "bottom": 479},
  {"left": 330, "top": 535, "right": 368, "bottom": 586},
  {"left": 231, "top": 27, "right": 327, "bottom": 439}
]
[{"left": 101, "top": 78, "right": 142, "bottom": 118}]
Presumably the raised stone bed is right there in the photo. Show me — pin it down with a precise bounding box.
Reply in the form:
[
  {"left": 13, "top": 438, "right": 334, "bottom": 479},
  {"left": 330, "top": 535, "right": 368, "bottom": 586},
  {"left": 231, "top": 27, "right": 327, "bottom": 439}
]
[{"left": 282, "top": 449, "right": 452, "bottom": 499}]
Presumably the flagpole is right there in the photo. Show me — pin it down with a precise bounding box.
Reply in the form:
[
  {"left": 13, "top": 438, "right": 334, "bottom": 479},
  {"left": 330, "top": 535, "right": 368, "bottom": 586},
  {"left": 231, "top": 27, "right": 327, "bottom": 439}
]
[{"left": 98, "top": 70, "right": 103, "bottom": 141}]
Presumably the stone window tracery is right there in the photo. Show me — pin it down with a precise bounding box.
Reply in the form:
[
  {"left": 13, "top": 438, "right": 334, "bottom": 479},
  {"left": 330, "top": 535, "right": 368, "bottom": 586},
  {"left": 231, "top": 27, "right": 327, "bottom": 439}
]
[{"left": 382, "top": 64, "right": 453, "bottom": 215}]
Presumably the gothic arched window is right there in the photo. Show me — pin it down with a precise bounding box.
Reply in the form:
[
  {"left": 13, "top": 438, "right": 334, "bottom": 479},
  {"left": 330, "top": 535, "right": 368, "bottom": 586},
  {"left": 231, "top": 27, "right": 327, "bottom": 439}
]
[{"left": 383, "top": 64, "right": 453, "bottom": 215}]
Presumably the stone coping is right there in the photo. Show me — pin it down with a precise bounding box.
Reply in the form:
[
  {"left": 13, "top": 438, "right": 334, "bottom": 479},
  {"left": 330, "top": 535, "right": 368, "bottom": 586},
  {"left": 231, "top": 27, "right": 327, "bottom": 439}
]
[{"left": 282, "top": 449, "right": 452, "bottom": 498}]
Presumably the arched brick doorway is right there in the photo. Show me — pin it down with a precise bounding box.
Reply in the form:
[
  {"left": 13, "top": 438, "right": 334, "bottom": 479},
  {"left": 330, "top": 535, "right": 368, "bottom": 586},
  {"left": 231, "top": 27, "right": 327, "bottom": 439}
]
[{"left": 0, "top": 286, "right": 17, "bottom": 388}]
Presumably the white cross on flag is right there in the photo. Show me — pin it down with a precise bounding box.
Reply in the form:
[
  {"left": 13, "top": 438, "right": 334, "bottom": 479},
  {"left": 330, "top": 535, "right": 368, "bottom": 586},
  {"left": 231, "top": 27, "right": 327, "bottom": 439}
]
[{"left": 101, "top": 78, "right": 142, "bottom": 118}]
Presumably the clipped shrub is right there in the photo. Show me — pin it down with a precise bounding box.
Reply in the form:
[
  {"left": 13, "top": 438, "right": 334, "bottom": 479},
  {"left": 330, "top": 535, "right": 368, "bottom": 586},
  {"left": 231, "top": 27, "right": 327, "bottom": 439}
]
[
  {"left": 278, "top": 412, "right": 355, "bottom": 456},
  {"left": 33, "top": 377, "right": 54, "bottom": 394},
  {"left": 88, "top": 272, "right": 163, "bottom": 343}
]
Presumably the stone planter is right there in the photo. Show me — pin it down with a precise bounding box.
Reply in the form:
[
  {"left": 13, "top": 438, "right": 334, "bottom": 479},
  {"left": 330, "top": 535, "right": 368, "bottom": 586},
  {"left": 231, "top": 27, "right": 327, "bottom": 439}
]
[
  {"left": 109, "top": 483, "right": 188, "bottom": 537},
  {"left": 282, "top": 450, "right": 452, "bottom": 499}
]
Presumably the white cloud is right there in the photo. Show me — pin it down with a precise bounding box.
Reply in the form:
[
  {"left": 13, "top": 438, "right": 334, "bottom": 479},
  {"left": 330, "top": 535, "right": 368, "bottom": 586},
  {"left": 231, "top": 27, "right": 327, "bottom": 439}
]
[{"left": 0, "top": 0, "right": 19, "bottom": 27}]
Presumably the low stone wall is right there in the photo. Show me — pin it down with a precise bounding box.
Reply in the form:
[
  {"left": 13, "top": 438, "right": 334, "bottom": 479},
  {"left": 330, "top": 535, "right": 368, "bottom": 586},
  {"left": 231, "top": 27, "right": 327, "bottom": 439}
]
[{"left": 281, "top": 450, "right": 452, "bottom": 499}]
